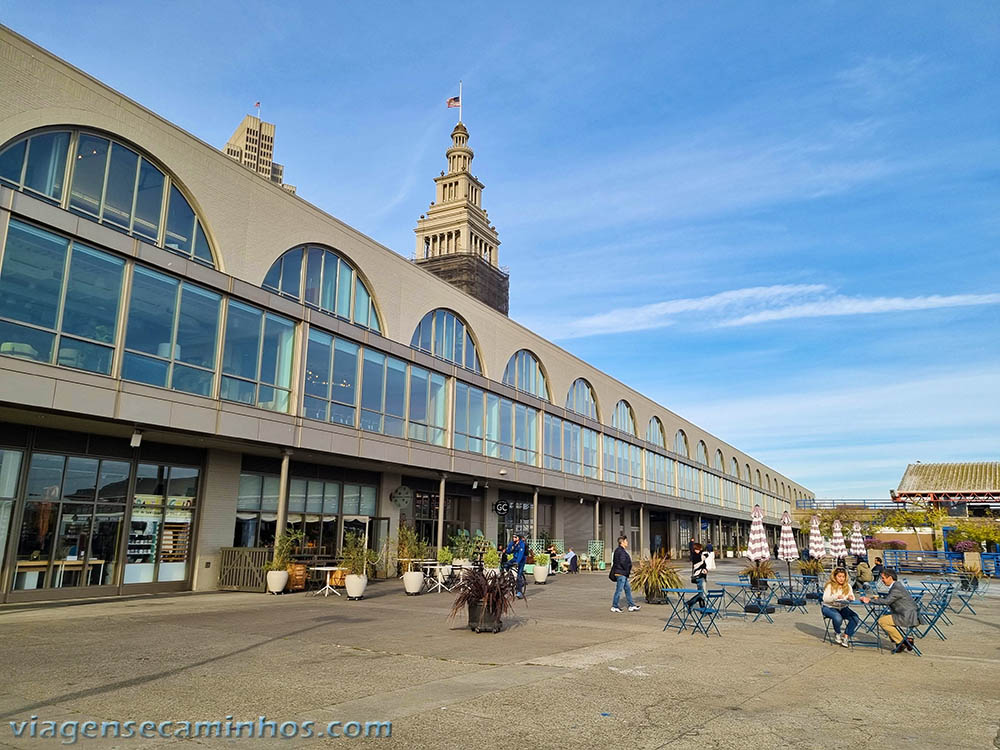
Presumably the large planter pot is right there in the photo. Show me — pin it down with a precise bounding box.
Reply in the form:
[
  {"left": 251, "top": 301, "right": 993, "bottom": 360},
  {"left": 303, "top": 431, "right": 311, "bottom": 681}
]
[
  {"left": 644, "top": 589, "right": 667, "bottom": 605},
  {"left": 266, "top": 570, "right": 288, "bottom": 594},
  {"left": 468, "top": 601, "right": 502, "bottom": 633},
  {"left": 345, "top": 574, "right": 367, "bottom": 600},
  {"left": 452, "top": 558, "right": 470, "bottom": 569},
  {"left": 533, "top": 565, "right": 549, "bottom": 584},
  {"left": 403, "top": 570, "right": 424, "bottom": 595}
]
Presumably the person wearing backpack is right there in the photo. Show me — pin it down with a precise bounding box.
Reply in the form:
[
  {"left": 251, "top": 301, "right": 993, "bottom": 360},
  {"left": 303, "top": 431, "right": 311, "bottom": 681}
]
[
  {"left": 610, "top": 536, "right": 640, "bottom": 613},
  {"left": 686, "top": 542, "right": 710, "bottom": 611}
]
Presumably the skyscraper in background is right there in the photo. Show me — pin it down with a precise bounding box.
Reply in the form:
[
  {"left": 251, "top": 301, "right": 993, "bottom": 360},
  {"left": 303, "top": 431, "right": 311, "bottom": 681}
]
[{"left": 223, "top": 114, "right": 295, "bottom": 194}]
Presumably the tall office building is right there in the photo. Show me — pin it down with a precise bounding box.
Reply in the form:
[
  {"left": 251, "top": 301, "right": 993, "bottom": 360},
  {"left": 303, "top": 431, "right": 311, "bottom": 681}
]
[
  {"left": 223, "top": 114, "right": 296, "bottom": 194},
  {"left": 414, "top": 122, "right": 509, "bottom": 315}
]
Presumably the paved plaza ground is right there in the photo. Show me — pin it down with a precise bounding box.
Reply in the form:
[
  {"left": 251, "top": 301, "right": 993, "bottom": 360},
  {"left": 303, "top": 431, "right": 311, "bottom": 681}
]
[{"left": 1, "top": 559, "right": 998, "bottom": 750}]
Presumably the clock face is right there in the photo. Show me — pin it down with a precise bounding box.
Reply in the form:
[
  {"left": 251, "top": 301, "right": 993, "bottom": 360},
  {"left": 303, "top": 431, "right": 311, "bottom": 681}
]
[{"left": 494, "top": 500, "right": 510, "bottom": 516}]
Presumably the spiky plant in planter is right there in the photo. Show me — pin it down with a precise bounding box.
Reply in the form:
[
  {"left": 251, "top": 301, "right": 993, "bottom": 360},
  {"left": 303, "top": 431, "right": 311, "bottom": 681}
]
[
  {"left": 798, "top": 558, "right": 825, "bottom": 577},
  {"left": 630, "top": 553, "right": 683, "bottom": 604},
  {"left": 449, "top": 567, "right": 519, "bottom": 633},
  {"left": 740, "top": 559, "right": 775, "bottom": 589}
]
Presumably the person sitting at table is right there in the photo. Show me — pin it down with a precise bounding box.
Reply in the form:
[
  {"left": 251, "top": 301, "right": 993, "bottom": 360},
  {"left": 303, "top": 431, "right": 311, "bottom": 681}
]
[
  {"left": 564, "top": 547, "right": 578, "bottom": 573},
  {"left": 870, "top": 557, "right": 884, "bottom": 578},
  {"left": 854, "top": 559, "right": 874, "bottom": 590},
  {"left": 822, "top": 567, "right": 860, "bottom": 647},
  {"left": 547, "top": 543, "right": 559, "bottom": 574},
  {"left": 860, "top": 568, "right": 920, "bottom": 654}
]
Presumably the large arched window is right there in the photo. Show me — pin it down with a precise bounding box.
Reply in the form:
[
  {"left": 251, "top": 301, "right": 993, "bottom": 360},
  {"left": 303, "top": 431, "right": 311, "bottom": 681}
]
[
  {"left": 730, "top": 457, "right": 740, "bottom": 479},
  {"left": 646, "top": 417, "right": 666, "bottom": 448},
  {"left": 675, "top": 429, "right": 688, "bottom": 457},
  {"left": 410, "top": 309, "right": 481, "bottom": 372},
  {"left": 502, "top": 349, "right": 549, "bottom": 400},
  {"left": 612, "top": 400, "right": 636, "bottom": 435},
  {"left": 714, "top": 449, "right": 724, "bottom": 471},
  {"left": 696, "top": 440, "right": 708, "bottom": 465},
  {"left": 0, "top": 128, "right": 217, "bottom": 267},
  {"left": 262, "top": 245, "right": 381, "bottom": 332},
  {"left": 755, "top": 469, "right": 762, "bottom": 488},
  {"left": 565, "top": 378, "right": 598, "bottom": 420}
]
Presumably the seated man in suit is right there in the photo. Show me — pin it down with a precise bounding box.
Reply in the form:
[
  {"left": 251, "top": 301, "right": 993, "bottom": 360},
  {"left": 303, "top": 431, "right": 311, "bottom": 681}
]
[{"left": 860, "top": 568, "right": 921, "bottom": 653}]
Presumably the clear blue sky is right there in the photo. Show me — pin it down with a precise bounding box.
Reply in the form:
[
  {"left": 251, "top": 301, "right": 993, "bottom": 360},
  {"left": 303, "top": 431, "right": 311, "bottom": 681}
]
[{"left": 3, "top": 1, "right": 998, "bottom": 498}]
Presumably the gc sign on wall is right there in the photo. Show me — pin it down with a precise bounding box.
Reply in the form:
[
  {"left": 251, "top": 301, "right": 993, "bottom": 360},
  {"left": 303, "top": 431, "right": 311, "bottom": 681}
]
[{"left": 494, "top": 500, "right": 510, "bottom": 516}]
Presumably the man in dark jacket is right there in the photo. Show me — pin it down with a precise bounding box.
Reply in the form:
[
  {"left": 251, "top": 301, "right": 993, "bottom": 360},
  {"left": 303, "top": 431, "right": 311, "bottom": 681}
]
[
  {"left": 611, "top": 536, "right": 640, "bottom": 613},
  {"left": 503, "top": 533, "right": 527, "bottom": 599},
  {"left": 861, "top": 568, "right": 921, "bottom": 653}
]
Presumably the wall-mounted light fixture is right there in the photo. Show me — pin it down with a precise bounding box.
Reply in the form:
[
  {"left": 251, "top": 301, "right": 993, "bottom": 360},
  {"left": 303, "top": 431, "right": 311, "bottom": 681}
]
[
  {"left": 472, "top": 480, "right": 478, "bottom": 490},
  {"left": 498, "top": 469, "right": 508, "bottom": 476},
  {"left": 130, "top": 430, "right": 143, "bottom": 448}
]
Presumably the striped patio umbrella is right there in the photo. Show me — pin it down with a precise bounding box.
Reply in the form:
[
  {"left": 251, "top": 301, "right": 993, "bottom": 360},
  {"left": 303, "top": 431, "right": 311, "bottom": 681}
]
[
  {"left": 747, "top": 504, "right": 770, "bottom": 561},
  {"left": 830, "top": 519, "right": 848, "bottom": 561},
  {"left": 778, "top": 512, "right": 799, "bottom": 561},
  {"left": 849, "top": 521, "right": 866, "bottom": 557},
  {"left": 808, "top": 516, "right": 825, "bottom": 560}
]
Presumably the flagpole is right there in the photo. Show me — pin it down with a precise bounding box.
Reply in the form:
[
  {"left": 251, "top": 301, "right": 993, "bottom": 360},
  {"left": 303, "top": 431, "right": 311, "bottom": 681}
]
[{"left": 458, "top": 80, "right": 462, "bottom": 123}]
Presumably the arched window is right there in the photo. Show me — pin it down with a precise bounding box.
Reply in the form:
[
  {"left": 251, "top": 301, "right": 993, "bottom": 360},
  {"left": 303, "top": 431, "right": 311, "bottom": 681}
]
[
  {"left": 745, "top": 464, "right": 752, "bottom": 483},
  {"left": 646, "top": 417, "right": 666, "bottom": 448},
  {"left": 755, "top": 469, "right": 762, "bottom": 488},
  {"left": 0, "top": 127, "right": 217, "bottom": 267},
  {"left": 410, "top": 309, "right": 481, "bottom": 372},
  {"left": 764, "top": 474, "right": 771, "bottom": 492},
  {"left": 262, "top": 245, "right": 381, "bottom": 332},
  {"left": 730, "top": 457, "right": 740, "bottom": 478},
  {"left": 502, "top": 349, "right": 549, "bottom": 400},
  {"left": 714, "top": 449, "right": 724, "bottom": 471},
  {"left": 675, "top": 429, "right": 688, "bottom": 457},
  {"left": 612, "top": 400, "right": 636, "bottom": 435},
  {"left": 696, "top": 440, "right": 708, "bottom": 465},
  {"left": 565, "top": 378, "right": 598, "bottom": 420}
]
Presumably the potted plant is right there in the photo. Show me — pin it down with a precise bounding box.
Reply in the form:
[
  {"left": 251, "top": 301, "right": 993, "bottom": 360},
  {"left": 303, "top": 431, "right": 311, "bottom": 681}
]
[
  {"left": 740, "top": 559, "right": 775, "bottom": 589},
  {"left": 342, "top": 532, "right": 377, "bottom": 600},
  {"left": 629, "top": 553, "right": 682, "bottom": 604},
  {"left": 449, "top": 567, "right": 519, "bottom": 633},
  {"left": 263, "top": 530, "right": 304, "bottom": 594},
  {"left": 533, "top": 553, "right": 550, "bottom": 584},
  {"left": 449, "top": 533, "right": 474, "bottom": 569},
  {"left": 956, "top": 562, "right": 985, "bottom": 592},
  {"left": 483, "top": 546, "right": 501, "bottom": 577},
  {"left": 397, "top": 525, "right": 428, "bottom": 595}
]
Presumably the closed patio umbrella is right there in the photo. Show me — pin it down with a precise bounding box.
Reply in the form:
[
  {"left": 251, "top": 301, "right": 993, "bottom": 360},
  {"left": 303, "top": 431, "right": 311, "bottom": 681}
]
[
  {"left": 747, "top": 504, "right": 770, "bottom": 561},
  {"left": 808, "top": 515, "right": 825, "bottom": 561},
  {"left": 849, "top": 521, "right": 866, "bottom": 558},
  {"left": 777, "top": 511, "right": 801, "bottom": 601},
  {"left": 830, "top": 519, "right": 848, "bottom": 564}
]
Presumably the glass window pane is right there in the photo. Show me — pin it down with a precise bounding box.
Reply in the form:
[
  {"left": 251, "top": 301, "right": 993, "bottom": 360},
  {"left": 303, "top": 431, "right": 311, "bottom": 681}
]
[
  {"left": 0, "top": 138, "right": 26, "bottom": 184},
  {"left": 342, "top": 484, "right": 360, "bottom": 515},
  {"left": 368, "top": 304, "right": 380, "bottom": 333},
  {"left": 52, "top": 503, "right": 93, "bottom": 587},
  {"left": 133, "top": 159, "right": 164, "bottom": 241},
  {"left": 24, "top": 132, "right": 70, "bottom": 200},
  {"left": 122, "top": 352, "right": 169, "bottom": 387},
  {"left": 237, "top": 474, "right": 262, "bottom": 510},
  {"left": 14, "top": 501, "right": 56, "bottom": 589},
  {"left": 320, "top": 251, "right": 337, "bottom": 310},
  {"left": 171, "top": 364, "right": 213, "bottom": 396},
  {"left": 97, "top": 460, "right": 130, "bottom": 503},
  {"left": 175, "top": 284, "right": 220, "bottom": 369},
  {"left": 353, "top": 278, "right": 370, "bottom": 327},
  {"left": 360, "top": 486, "right": 376, "bottom": 516},
  {"left": 0, "top": 320, "right": 54, "bottom": 364},
  {"left": 262, "top": 261, "right": 281, "bottom": 292},
  {"left": 305, "top": 330, "right": 332, "bottom": 399},
  {"left": 220, "top": 375, "right": 255, "bottom": 405},
  {"left": 304, "top": 247, "right": 323, "bottom": 306},
  {"left": 306, "top": 480, "right": 324, "bottom": 513},
  {"left": 134, "top": 463, "right": 167, "bottom": 503},
  {"left": 0, "top": 220, "right": 69, "bottom": 329},
  {"left": 192, "top": 222, "right": 212, "bottom": 265},
  {"left": 361, "top": 349, "right": 385, "bottom": 412},
  {"left": 57, "top": 337, "right": 114, "bottom": 375},
  {"left": 259, "top": 315, "right": 295, "bottom": 387},
  {"left": 336, "top": 260, "right": 352, "bottom": 319},
  {"left": 409, "top": 367, "right": 428, "bottom": 424},
  {"left": 125, "top": 267, "right": 178, "bottom": 357},
  {"left": 62, "top": 457, "right": 98, "bottom": 502},
  {"left": 158, "top": 507, "right": 192, "bottom": 581},
  {"left": 332, "top": 339, "right": 358, "bottom": 405},
  {"left": 257, "top": 385, "right": 289, "bottom": 413},
  {"left": 102, "top": 143, "right": 139, "bottom": 228},
  {"left": 61, "top": 244, "right": 124, "bottom": 344},
  {"left": 91, "top": 504, "right": 124, "bottom": 585},
  {"left": 165, "top": 185, "right": 195, "bottom": 254},
  {"left": 222, "top": 300, "right": 262, "bottom": 380},
  {"left": 323, "top": 482, "right": 340, "bottom": 514},
  {"left": 466, "top": 332, "right": 477, "bottom": 371},
  {"left": 304, "top": 396, "right": 328, "bottom": 421},
  {"left": 289, "top": 479, "right": 307, "bottom": 513},
  {"left": 280, "top": 248, "right": 302, "bottom": 298},
  {"left": 26, "top": 453, "right": 65, "bottom": 500},
  {"left": 70, "top": 134, "right": 109, "bottom": 215},
  {"left": 385, "top": 357, "right": 407, "bottom": 418},
  {"left": 0, "top": 450, "right": 23, "bottom": 499},
  {"left": 261, "top": 476, "right": 280, "bottom": 511}
]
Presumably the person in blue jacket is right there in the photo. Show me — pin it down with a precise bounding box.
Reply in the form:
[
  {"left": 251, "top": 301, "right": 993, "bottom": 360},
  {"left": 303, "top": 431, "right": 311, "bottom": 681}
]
[{"left": 503, "top": 533, "right": 527, "bottom": 598}]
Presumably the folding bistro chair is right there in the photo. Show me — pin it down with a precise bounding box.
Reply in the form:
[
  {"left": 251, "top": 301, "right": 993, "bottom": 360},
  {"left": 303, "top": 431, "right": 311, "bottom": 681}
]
[
  {"left": 915, "top": 595, "right": 949, "bottom": 641},
  {"left": 689, "top": 590, "right": 724, "bottom": 638},
  {"left": 745, "top": 585, "right": 776, "bottom": 623}
]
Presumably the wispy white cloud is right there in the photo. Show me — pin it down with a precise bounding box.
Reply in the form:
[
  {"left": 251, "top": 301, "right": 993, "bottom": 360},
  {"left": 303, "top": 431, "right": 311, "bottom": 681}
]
[
  {"left": 720, "top": 292, "right": 1000, "bottom": 327},
  {"left": 539, "top": 286, "right": 1000, "bottom": 340},
  {"left": 834, "top": 55, "right": 931, "bottom": 104}
]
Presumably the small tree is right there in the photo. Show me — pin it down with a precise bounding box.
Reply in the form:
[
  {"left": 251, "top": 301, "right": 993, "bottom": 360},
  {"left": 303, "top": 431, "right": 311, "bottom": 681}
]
[{"left": 883, "top": 500, "right": 948, "bottom": 551}]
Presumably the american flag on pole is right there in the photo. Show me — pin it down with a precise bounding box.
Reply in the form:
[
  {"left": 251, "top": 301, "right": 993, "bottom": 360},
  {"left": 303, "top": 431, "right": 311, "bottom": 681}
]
[
  {"left": 446, "top": 96, "right": 461, "bottom": 108},
  {"left": 254, "top": 101, "right": 260, "bottom": 108}
]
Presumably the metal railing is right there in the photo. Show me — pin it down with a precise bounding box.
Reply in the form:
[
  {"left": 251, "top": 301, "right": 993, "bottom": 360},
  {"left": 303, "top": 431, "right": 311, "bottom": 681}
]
[
  {"left": 795, "top": 499, "right": 899, "bottom": 510},
  {"left": 218, "top": 547, "right": 271, "bottom": 592},
  {"left": 882, "top": 550, "right": 962, "bottom": 573},
  {"left": 981, "top": 553, "right": 1000, "bottom": 577}
]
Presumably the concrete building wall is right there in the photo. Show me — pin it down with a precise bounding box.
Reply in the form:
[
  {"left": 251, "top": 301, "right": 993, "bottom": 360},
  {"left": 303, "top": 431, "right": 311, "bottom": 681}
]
[{"left": 192, "top": 449, "right": 242, "bottom": 591}]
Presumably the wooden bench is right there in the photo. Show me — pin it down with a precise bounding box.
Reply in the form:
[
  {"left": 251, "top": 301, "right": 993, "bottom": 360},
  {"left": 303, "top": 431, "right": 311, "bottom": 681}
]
[{"left": 894, "top": 560, "right": 948, "bottom": 575}]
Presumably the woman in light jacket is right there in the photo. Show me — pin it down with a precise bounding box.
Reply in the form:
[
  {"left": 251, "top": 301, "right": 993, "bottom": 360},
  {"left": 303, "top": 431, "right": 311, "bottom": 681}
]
[
  {"left": 822, "top": 567, "right": 860, "bottom": 647},
  {"left": 686, "top": 543, "right": 709, "bottom": 610}
]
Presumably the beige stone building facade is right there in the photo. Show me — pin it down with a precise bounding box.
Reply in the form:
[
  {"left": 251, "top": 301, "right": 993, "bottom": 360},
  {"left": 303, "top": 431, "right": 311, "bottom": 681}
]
[{"left": 0, "top": 25, "right": 812, "bottom": 603}]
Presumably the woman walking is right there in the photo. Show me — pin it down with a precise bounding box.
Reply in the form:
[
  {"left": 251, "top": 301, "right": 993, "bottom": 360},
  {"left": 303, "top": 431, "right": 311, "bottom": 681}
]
[{"left": 822, "top": 567, "right": 861, "bottom": 647}]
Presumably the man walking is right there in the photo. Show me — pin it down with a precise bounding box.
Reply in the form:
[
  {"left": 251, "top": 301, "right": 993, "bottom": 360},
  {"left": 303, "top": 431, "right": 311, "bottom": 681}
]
[
  {"left": 503, "top": 533, "right": 527, "bottom": 599},
  {"left": 610, "top": 536, "right": 640, "bottom": 613},
  {"left": 860, "top": 568, "right": 920, "bottom": 653}
]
